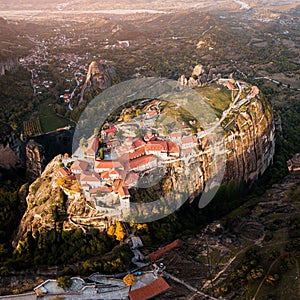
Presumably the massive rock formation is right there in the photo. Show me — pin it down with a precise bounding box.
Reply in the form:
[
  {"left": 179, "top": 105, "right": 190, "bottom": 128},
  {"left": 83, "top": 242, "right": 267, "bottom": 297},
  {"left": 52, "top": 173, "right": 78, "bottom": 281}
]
[
  {"left": 0, "top": 122, "right": 24, "bottom": 178},
  {"left": 14, "top": 78, "right": 275, "bottom": 242},
  {"left": 25, "top": 140, "right": 46, "bottom": 181},
  {"left": 79, "top": 61, "right": 116, "bottom": 104}
]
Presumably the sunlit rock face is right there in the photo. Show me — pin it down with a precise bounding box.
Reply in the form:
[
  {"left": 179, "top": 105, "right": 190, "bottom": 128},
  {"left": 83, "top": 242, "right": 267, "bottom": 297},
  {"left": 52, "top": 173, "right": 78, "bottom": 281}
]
[
  {"left": 80, "top": 61, "right": 116, "bottom": 104},
  {"left": 14, "top": 77, "right": 275, "bottom": 241}
]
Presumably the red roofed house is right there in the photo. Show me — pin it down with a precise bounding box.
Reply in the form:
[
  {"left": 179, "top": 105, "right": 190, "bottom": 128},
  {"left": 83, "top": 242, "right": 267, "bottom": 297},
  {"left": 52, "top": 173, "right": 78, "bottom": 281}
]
[
  {"left": 129, "top": 154, "right": 157, "bottom": 172},
  {"left": 80, "top": 171, "right": 101, "bottom": 188},
  {"left": 71, "top": 160, "right": 89, "bottom": 174},
  {"left": 108, "top": 169, "right": 125, "bottom": 180},
  {"left": 105, "top": 126, "right": 118, "bottom": 134},
  {"left": 132, "top": 137, "right": 146, "bottom": 149},
  {"left": 94, "top": 160, "right": 124, "bottom": 173},
  {"left": 118, "top": 186, "right": 130, "bottom": 210},
  {"left": 85, "top": 136, "right": 99, "bottom": 159},
  {"left": 144, "top": 131, "right": 156, "bottom": 142},
  {"left": 145, "top": 141, "right": 168, "bottom": 159},
  {"left": 167, "top": 141, "right": 180, "bottom": 157},
  {"left": 100, "top": 171, "right": 110, "bottom": 181},
  {"left": 128, "top": 277, "right": 170, "bottom": 300},
  {"left": 128, "top": 147, "right": 145, "bottom": 160},
  {"left": 148, "top": 239, "right": 182, "bottom": 262},
  {"left": 106, "top": 139, "right": 121, "bottom": 149},
  {"left": 181, "top": 135, "right": 198, "bottom": 150},
  {"left": 181, "top": 148, "right": 194, "bottom": 158},
  {"left": 169, "top": 131, "right": 182, "bottom": 143}
]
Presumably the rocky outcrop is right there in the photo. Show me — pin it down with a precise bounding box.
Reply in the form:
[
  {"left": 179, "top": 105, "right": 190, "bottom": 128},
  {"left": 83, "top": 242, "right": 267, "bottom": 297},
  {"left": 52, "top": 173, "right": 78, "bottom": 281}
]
[
  {"left": 178, "top": 64, "right": 220, "bottom": 87},
  {"left": 223, "top": 94, "right": 275, "bottom": 182},
  {"left": 0, "top": 57, "right": 19, "bottom": 76},
  {"left": 25, "top": 140, "right": 46, "bottom": 181},
  {"left": 0, "top": 122, "right": 24, "bottom": 178},
  {"left": 14, "top": 78, "right": 275, "bottom": 241},
  {"left": 13, "top": 155, "right": 113, "bottom": 246},
  {"left": 79, "top": 61, "right": 116, "bottom": 104}
]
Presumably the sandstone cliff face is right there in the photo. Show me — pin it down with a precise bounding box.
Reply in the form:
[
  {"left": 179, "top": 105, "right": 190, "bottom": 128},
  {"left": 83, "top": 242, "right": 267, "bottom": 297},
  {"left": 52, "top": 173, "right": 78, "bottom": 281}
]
[
  {"left": 25, "top": 140, "right": 46, "bottom": 181},
  {"left": 223, "top": 95, "right": 275, "bottom": 183},
  {"left": 13, "top": 155, "right": 113, "bottom": 246},
  {"left": 14, "top": 83, "right": 275, "bottom": 242},
  {"left": 79, "top": 61, "right": 116, "bottom": 104},
  {"left": 0, "top": 122, "right": 24, "bottom": 177}
]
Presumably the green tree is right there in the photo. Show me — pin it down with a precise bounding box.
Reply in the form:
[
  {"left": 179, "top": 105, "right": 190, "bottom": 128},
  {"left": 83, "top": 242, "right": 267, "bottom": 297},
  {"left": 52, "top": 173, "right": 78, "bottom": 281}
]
[{"left": 57, "top": 276, "right": 72, "bottom": 289}]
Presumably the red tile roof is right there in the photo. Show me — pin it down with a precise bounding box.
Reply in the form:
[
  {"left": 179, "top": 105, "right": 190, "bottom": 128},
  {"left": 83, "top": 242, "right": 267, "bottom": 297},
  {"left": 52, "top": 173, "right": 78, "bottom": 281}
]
[
  {"left": 90, "top": 186, "right": 112, "bottom": 194},
  {"left": 224, "top": 81, "right": 235, "bottom": 90},
  {"left": 95, "top": 160, "right": 124, "bottom": 170},
  {"left": 86, "top": 136, "right": 99, "bottom": 152},
  {"left": 128, "top": 277, "right": 170, "bottom": 300},
  {"left": 100, "top": 171, "right": 110, "bottom": 179},
  {"left": 167, "top": 141, "right": 179, "bottom": 154},
  {"left": 71, "top": 160, "right": 89, "bottom": 172},
  {"left": 112, "top": 179, "right": 125, "bottom": 193},
  {"left": 105, "top": 126, "right": 118, "bottom": 134},
  {"left": 181, "top": 135, "right": 197, "bottom": 144},
  {"left": 129, "top": 154, "right": 157, "bottom": 170},
  {"left": 118, "top": 186, "right": 130, "bottom": 198},
  {"left": 148, "top": 239, "right": 182, "bottom": 262},
  {"left": 145, "top": 141, "right": 168, "bottom": 152},
  {"left": 80, "top": 171, "right": 101, "bottom": 182},
  {"left": 133, "top": 137, "right": 146, "bottom": 149},
  {"left": 169, "top": 131, "right": 182, "bottom": 139},
  {"left": 129, "top": 147, "right": 146, "bottom": 160}
]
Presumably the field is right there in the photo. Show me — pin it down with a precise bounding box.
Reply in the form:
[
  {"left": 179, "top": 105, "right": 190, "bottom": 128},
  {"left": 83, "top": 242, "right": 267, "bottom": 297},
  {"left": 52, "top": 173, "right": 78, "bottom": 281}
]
[
  {"left": 23, "top": 116, "right": 43, "bottom": 136},
  {"left": 38, "top": 98, "right": 74, "bottom": 132}
]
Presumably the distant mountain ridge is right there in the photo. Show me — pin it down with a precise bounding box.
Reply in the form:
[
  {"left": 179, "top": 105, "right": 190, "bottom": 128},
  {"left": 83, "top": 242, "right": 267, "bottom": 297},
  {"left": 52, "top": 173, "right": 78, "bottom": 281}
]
[{"left": 1, "top": 0, "right": 297, "bottom": 12}]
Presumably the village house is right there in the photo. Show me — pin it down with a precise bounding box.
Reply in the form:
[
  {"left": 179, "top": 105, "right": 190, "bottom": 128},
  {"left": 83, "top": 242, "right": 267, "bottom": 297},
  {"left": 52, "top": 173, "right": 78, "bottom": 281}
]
[
  {"left": 145, "top": 141, "right": 169, "bottom": 159},
  {"left": 94, "top": 160, "right": 124, "bottom": 173},
  {"left": 70, "top": 159, "right": 89, "bottom": 174},
  {"left": 167, "top": 141, "right": 180, "bottom": 157},
  {"left": 132, "top": 137, "right": 146, "bottom": 149},
  {"left": 181, "top": 135, "right": 198, "bottom": 149},
  {"left": 106, "top": 139, "right": 121, "bottom": 149},
  {"left": 128, "top": 277, "right": 170, "bottom": 300},
  {"left": 169, "top": 131, "right": 182, "bottom": 143},
  {"left": 80, "top": 171, "right": 102, "bottom": 188},
  {"left": 181, "top": 148, "right": 195, "bottom": 158},
  {"left": 85, "top": 136, "right": 99, "bottom": 159},
  {"left": 144, "top": 131, "right": 156, "bottom": 142},
  {"left": 128, "top": 147, "right": 146, "bottom": 160},
  {"left": 129, "top": 154, "right": 157, "bottom": 172}
]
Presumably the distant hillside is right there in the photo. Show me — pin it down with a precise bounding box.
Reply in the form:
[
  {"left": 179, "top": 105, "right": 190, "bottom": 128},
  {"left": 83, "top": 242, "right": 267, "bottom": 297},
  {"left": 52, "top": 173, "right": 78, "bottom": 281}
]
[{"left": 2, "top": 0, "right": 298, "bottom": 12}]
